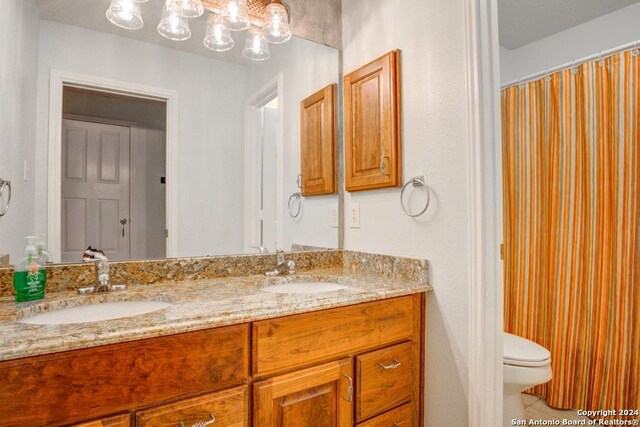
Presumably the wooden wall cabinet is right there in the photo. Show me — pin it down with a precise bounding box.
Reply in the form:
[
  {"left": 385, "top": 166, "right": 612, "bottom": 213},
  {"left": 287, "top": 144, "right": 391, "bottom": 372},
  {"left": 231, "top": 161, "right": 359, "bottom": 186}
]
[
  {"left": 300, "top": 84, "right": 337, "bottom": 196},
  {"left": 344, "top": 50, "right": 402, "bottom": 192}
]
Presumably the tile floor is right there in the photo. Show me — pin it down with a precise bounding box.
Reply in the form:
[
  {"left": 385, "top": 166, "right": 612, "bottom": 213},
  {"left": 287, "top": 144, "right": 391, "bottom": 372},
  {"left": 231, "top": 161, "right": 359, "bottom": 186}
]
[{"left": 523, "top": 394, "right": 590, "bottom": 422}]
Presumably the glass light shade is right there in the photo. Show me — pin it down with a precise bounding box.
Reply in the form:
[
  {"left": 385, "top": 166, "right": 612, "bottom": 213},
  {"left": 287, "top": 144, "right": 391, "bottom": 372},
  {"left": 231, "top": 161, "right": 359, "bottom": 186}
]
[
  {"left": 167, "top": 0, "right": 204, "bottom": 18},
  {"left": 204, "top": 14, "right": 234, "bottom": 52},
  {"left": 242, "top": 27, "right": 270, "bottom": 61},
  {"left": 106, "top": 0, "right": 143, "bottom": 30},
  {"left": 221, "top": 0, "right": 250, "bottom": 31},
  {"left": 261, "top": 2, "right": 291, "bottom": 44},
  {"left": 157, "top": 3, "right": 191, "bottom": 41}
]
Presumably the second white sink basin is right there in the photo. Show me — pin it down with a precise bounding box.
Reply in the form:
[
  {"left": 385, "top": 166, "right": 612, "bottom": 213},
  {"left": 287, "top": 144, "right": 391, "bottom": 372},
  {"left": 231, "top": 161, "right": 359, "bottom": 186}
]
[
  {"left": 262, "top": 281, "right": 350, "bottom": 294},
  {"left": 19, "top": 301, "right": 172, "bottom": 325}
]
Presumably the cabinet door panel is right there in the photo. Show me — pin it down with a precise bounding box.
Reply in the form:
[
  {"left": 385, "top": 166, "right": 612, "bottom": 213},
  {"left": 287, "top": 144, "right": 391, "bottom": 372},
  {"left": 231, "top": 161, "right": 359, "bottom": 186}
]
[
  {"left": 344, "top": 50, "right": 402, "bottom": 191},
  {"left": 300, "top": 84, "right": 337, "bottom": 196},
  {"left": 135, "top": 386, "right": 248, "bottom": 427},
  {"left": 254, "top": 358, "right": 353, "bottom": 427},
  {"left": 72, "top": 414, "right": 131, "bottom": 427}
]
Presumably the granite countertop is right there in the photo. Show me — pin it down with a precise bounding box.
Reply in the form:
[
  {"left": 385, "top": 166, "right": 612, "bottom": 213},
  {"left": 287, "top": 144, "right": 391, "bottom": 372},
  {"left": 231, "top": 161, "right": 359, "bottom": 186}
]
[{"left": 0, "top": 267, "right": 431, "bottom": 361}]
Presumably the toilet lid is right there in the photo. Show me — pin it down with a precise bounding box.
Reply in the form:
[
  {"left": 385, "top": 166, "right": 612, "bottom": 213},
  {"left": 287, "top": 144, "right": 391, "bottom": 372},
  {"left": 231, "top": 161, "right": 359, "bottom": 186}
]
[{"left": 503, "top": 333, "right": 551, "bottom": 367}]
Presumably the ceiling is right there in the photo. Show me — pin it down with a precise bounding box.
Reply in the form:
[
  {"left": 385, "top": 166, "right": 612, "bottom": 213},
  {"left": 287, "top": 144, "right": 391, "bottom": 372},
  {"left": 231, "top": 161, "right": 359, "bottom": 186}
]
[
  {"left": 37, "top": 0, "right": 269, "bottom": 65},
  {"left": 498, "top": 0, "right": 640, "bottom": 49}
]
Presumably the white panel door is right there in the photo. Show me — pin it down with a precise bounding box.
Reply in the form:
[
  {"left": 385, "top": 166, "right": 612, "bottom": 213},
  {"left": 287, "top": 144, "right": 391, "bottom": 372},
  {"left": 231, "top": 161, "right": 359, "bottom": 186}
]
[{"left": 61, "top": 119, "right": 130, "bottom": 262}]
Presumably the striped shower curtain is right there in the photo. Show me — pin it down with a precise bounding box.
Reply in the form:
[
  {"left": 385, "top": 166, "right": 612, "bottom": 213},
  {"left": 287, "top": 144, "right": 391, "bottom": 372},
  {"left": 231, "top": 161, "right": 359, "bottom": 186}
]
[{"left": 502, "top": 49, "right": 639, "bottom": 417}]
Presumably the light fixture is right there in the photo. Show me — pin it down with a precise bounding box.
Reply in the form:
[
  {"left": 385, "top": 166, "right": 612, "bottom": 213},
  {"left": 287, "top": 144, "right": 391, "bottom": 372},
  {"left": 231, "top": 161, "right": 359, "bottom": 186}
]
[
  {"left": 261, "top": 0, "right": 290, "bottom": 44},
  {"left": 157, "top": 2, "right": 191, "bottom": 41},
  {"left": 105, "top": 0, "right": 292, "bottom": 61},
  {"left": 167, "top": 0, "right": 204, "bottom": 18},
  {"left": 204, "top": 14, "right": 234, "bottom": 52},
  {"left": 106, "top": 0, "right": 143, "bottom": 30},
  {"left": 242, "top": 27, "right": 270, "bottom": 61},
  {"left": 221, "top": 0, "right": 250, "bottom": 31}
]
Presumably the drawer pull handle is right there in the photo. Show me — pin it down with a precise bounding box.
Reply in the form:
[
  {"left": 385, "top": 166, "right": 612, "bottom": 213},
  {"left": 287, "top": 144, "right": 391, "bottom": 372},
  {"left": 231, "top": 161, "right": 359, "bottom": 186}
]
[
  {"left": 342, "top": 374, "right": 354, "bottom": 402},
  {"left": 179, "top": 414, "right": 216, "bottom": 427},
  {"left": 378, "top": 359, "right": 401, "bottom": 369}
]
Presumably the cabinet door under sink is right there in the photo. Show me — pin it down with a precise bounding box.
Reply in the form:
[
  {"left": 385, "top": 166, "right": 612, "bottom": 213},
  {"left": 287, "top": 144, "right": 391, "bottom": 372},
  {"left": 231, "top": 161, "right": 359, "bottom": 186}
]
[{"left": 253, "top": 358, "right": 353, "bottom": 426}]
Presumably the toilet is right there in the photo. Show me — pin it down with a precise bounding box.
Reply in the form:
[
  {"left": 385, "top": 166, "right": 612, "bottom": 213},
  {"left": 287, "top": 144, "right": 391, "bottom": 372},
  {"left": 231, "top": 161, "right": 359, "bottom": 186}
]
[{"left": 503, "top": 332, "right": 552, "bottom": 427}]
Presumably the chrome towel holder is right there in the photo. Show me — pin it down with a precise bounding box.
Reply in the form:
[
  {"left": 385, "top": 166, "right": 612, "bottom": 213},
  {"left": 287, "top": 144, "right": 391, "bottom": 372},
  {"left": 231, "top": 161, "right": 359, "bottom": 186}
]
[
  {"left": 288, "top": 192, "right": 302, "bottom": 218},
  {"left": 400, "top": 175, "right": 430, "bottom": 217},
  {"left": 0, "top": 179, "right": 11, "bottom": 217},
  {"left": 288, "top": 174, "right": 303, "bottom": 218}
]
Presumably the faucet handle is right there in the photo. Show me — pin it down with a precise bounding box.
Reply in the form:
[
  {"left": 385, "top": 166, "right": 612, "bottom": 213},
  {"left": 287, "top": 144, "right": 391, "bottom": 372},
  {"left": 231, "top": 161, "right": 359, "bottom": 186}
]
[{"left": 287, "top": 260, "right": 296, "bottom": 275}]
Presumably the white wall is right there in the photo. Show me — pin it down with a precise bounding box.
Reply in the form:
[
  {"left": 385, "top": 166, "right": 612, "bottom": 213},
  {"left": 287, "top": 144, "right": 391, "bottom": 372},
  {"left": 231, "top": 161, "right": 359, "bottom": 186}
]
[
  {"left": 245, "top": 37, "right": 340, "bottom": 251},
  {"left": 34, "top": 20, "right": 247, "bottom": 258},
  {"left": 0, "top": 0, "right": 39, "bottom": 262},
  {"left": 500, "top": 2, "right": 640, "bottom": 83},
  {"left": 341, "top": 0, "right": 471, "bottom": 425}
]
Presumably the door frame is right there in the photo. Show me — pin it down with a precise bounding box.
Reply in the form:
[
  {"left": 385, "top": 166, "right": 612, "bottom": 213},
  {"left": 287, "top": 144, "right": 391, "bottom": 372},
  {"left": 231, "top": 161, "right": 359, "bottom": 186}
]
[
  {"left": 243, "top": 74, "right": 284, "bottom": 252},
  {"left": 47, "top": 69, "right": 179, "bottom": 262},
  {"left": 464, "top": 0, "right": 503, "bottom": 426}
]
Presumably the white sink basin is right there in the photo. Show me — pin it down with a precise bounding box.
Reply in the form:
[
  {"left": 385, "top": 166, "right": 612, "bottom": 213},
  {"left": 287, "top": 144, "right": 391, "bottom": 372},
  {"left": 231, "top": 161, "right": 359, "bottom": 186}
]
[
  {"left": 262, "top": 281, "right": 350, "bottom": 294},
  {"left": 19, "top": 301, "right": 172, "bottom": 325}
]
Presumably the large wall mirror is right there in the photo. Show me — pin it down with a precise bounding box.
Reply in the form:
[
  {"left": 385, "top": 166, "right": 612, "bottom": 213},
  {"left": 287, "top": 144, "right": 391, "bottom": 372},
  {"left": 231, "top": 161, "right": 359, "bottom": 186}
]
[{"left": 0, "top": 0, "right": 341, "bottom": 264}]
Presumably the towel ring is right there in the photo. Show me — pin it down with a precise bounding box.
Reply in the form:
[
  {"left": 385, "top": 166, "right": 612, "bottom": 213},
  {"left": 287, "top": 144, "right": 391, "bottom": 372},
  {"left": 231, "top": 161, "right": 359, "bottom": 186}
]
[
  {"left": 288, "top": 192, "right": 302, "bottom": 218},
  {"left": 400, "top": 176, "right": 430, "bottom": 217},
  {"left": 0, "top": 179, "right": 11, "bottom": 217}
]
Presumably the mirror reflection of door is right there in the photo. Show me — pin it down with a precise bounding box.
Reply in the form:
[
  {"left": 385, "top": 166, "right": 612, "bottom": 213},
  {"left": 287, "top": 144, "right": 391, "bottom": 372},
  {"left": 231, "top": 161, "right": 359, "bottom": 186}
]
[
  {"left": 260, "top": 98, "right": 279, "bottom": 252},
  {"left": 61, "top": 120, "right": 130, "bottom": 262},
  {"left": 60, "top": 87, "right": 167, "bottom": 263}
]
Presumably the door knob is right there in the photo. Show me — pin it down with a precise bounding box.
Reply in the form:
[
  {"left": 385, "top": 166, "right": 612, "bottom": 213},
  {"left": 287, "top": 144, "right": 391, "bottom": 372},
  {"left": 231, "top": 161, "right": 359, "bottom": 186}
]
[{"left": 120, "top": 219, "right": 128, "bottom": 237}]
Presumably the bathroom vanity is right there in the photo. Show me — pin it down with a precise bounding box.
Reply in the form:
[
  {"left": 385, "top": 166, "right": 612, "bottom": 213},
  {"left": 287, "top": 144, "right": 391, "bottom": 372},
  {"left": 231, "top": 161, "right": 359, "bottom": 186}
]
[{"left": 0, "top": 250, "right": 429, "bottom": 427}]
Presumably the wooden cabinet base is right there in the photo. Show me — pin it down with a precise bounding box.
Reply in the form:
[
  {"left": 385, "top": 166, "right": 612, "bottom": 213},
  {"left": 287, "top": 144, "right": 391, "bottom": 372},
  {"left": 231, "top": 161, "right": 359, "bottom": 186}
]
[{"left": 0, "top": 294, "right": 425, "bottom": 427}]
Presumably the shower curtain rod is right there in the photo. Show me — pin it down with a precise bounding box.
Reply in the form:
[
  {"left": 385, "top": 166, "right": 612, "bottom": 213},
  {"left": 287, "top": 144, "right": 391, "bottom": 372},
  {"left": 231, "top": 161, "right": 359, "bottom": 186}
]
[{"left": 501, "top": 39, "right": 640, "bottom": 89}]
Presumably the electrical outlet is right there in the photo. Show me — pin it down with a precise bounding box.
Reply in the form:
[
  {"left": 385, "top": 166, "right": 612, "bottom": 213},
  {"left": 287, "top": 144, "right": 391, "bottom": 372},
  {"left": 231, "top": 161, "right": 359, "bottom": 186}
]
[
  {"left": 349, "top": 203, "right": 360, "bottom": 228},
  {"left": 329, "top": 206, "right": 339, "bottom": 228}
]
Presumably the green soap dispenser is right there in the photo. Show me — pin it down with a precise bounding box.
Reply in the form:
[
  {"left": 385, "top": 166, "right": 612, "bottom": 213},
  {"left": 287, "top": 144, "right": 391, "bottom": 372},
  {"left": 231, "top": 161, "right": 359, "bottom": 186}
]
[{"left": 13, "top": 236, "right": 46, "bottom": 302}]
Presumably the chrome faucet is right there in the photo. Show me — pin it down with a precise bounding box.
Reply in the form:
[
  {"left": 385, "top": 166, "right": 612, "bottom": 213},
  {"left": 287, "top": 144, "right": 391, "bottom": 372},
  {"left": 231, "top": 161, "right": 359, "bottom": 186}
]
[
  {"left": 265, "top": 249, "right": 296, "bottom": 277},
  {"left": 249, "top": 244, "right": 269, "bottom": 254},
  {"left": 78, "top": 250, "right": 127, "bottom": 294}
]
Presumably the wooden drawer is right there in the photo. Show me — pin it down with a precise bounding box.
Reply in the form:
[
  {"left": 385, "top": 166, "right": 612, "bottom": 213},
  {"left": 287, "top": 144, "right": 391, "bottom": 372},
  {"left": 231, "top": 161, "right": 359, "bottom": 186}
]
[
  {"left": 0, "top": 324, "right": 249, "bottom": 426},
  {"left": 253, "top": 296, "right": 415, "bottom": 376},
  {"left": 356, "top": 341, "right": 414, "bottom": 421},
  {"left": 135, "top": 386, "right": 248, "bottom": 426},
  {"left": 72, "top": 414, "right": 131, "bottom": 427},
  {"left": 357, "top": 403, "right": 413, "bottom": 427}
]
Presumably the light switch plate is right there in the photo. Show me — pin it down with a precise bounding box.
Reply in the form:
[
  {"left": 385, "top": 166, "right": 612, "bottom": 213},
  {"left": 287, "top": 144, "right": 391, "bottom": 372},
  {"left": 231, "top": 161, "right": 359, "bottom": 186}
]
[
  {"left": 329, "top": 206, "right": 339, "bottom": 228},
  {"left": 349, "top": 203, "right": 360, "bottom": 228}
]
